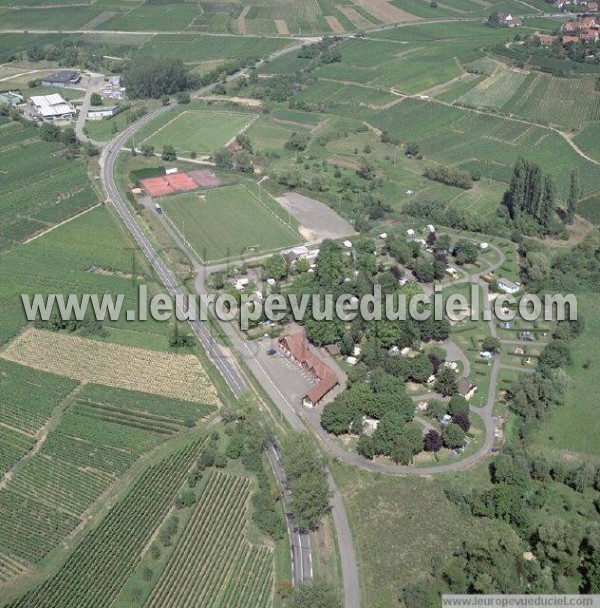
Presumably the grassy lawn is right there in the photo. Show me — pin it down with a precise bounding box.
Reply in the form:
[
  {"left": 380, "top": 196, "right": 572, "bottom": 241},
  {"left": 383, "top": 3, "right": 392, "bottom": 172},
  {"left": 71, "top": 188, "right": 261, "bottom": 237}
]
[
  {"left": 141, "top": 109, "right": 256, "bottom": 156},
  {"left": 161, "top": 184, "right": 303, "bottom": 263},
  {"left": 331, "top": 461, "right": 515, "bottom": 608},
  {"left": 531, "top": 291, "right": 600, "bottom": 460}
]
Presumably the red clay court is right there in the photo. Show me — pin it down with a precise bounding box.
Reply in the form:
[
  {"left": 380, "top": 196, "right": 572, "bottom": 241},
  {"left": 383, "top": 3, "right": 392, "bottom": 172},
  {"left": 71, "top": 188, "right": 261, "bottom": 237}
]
[{"left": 140, "top": 170, "right": 222, "bottom": 197}]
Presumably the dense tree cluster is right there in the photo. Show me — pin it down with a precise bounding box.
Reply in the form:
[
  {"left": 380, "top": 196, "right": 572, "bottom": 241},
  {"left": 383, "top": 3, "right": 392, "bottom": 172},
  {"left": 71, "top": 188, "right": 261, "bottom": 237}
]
[
  {"left": 122, "top": 56, "right": 193, "bottom": 98},
  {"left": 283, "top": 433, "right": 331, "bottom": 531},
  {"left": 424, "top": 165, "right": 474, "bottom": 190},
  {"left": 501, "top": 158, "right": 569, "bottom": 237}
]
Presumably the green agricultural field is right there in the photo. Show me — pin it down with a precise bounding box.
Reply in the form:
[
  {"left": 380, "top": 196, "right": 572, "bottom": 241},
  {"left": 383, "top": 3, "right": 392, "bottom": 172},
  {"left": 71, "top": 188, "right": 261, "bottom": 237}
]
[
  {"left": 101, "top": 4, "right": 201, "bottom": 32},
  {"left": 457, "top": 67, "right": 528, "bottom": 110},
  {"left": 0, "top": 120, "right": 99, "bottom": 252},
  {"left": 501, "top": 73, "right": 600, "bottom": 131},
  {"left": 0, "top": 6, "right": 103, "bottom": 29},
  {"left": 573, "top": 123, "right": 600, "bottom": 163},
  {"left": 140, "top": 109, "right": 256, "bottom": 156},
  {"left": 244, "top": 118, "right": 295, "bottom": 152},
  {"left": 119, "top": 471, "right": 273, "bottom": 608},
  {"left": 134, "top": 33, "right": 292, "bottom": 63},
  {"left": 369, "top": 98, "right": 600, "bottom": 199},
  {"left": 8, "top": 441, "right": 203, "bottom": 607},
  {"left": 0, "top": 205, "right": 169, "bottom": 346},
  {"left": 162, "top": 184, "right": 302, "bottom": 263}
]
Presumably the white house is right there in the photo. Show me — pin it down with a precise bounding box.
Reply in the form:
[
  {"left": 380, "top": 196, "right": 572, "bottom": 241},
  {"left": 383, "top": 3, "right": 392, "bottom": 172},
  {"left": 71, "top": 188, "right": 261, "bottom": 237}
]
[
  {"left": 30, "top": 94, "right": 75, "bottom": 121},
  {"left": 346, "top": 356, "right": 358, "bottom": 366},
  {"left": 343, "top": 240, "right": 353, "bottom": 248},
  {"left": 86, "top": 106, "right": 119, "bottom": 120},
  {"left": 479, "top": 242, "right": 489, "bottom": 250},
  {"left": 497, "top": 278, "right": 520, "bottom": 295},
  {"left": 406, "top": 228, "right": 415, "bottom": 237}
]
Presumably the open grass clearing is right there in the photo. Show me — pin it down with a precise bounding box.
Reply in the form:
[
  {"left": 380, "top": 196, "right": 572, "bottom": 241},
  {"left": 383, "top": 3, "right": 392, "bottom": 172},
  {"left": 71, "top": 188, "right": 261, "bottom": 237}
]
[
  {"left": 140, "top": 108, "right": 256, "bottom": 156},
  {"left": 161, "top": 184, "right": 303, "bottom": 263}
]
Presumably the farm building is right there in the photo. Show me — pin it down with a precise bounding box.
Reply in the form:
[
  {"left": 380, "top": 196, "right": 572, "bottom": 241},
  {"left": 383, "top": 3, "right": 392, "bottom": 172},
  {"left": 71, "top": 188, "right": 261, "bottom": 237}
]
[
  {"left": 41, "top": 70, "right": 81, "bottom": 87},
  {"left": 87, "top": 106, "right": 119, "bottom": 120},
  {"left": 29, "top": 94, "right": 75, "bottom": 120},
  {"left": 497, "top": 278, "right": 520, "bottom": 294},
  {"left": 0, "top": 91, "right": 23, "bottom": 106},
  {"left": 278, "top": 332, "right": 339, "bottom": 408},
  {"left": 498, "top": 12, "right": 523, "bottom": 26}
]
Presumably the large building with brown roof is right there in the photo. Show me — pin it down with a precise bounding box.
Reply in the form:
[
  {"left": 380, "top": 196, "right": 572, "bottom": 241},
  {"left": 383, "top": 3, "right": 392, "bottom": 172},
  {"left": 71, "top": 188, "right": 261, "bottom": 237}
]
[{"left": 278, "top": 332, "right": 339, "bottom": 407}]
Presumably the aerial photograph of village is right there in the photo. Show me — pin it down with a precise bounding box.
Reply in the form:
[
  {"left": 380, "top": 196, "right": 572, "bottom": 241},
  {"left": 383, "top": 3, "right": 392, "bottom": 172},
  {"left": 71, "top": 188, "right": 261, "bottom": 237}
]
[{"left": 0, "top": 0, "right": 598, "bottom": 606}]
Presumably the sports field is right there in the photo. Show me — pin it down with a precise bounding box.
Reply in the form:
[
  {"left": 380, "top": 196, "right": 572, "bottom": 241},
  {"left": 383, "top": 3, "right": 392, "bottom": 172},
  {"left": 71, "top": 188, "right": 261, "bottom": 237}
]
[
  {"left": 162, "top": 185, "right": 303, "bottom": 262},
  {"left": 140, "top": 109, "right": 256, "bottom": 156}
]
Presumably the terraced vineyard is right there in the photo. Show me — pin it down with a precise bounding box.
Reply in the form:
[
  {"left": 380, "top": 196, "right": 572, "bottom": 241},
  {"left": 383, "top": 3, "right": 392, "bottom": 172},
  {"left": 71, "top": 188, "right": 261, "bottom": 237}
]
[
  {"left": 144, "top": 471, "right": 273, "bottom": 608},
  {"left": 0, "top": 119, "right": 99, "bottom": 252},
  {"left": 0, "top": 359, "right": 77, "bottom": 435},
  {"left": 8, "top": 441, "right": 203, "bottom": 608},
  {"left": 0, "top": 381, "right": 215, "bottom": 579}
]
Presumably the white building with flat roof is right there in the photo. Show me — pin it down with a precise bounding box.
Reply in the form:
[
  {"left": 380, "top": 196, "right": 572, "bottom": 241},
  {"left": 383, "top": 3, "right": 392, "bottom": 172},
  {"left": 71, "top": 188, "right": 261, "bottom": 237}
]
[{"left": 30, "top": 94, "right": 75, "bottom": 121}]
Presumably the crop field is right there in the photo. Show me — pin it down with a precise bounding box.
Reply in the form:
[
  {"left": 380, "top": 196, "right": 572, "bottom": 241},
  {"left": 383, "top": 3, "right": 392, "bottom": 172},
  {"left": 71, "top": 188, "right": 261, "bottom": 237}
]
[
  {"left": 140, "top": 109, "right": 256, "bottom": 156},
  {"left": 578, "top": 194, "right": 600, "bottom": 224},
  {"left": 133, "top": 34, "right": 292, "bottom": 63},
  {"left": 1, "top": 329, "right": 219, "bottom": 404},
  {"left": 162, "top": 184, "right": 303, "bottom": 263},
  {"left": 10, "top": 441, "right": 203, "bottom": 608},
  {"left": 101, "top": 5, "right": 202, "bottom": 32},
  {"left": 369, "top": 98, "right": 600, "bottom": 198},
  {"left": 0, "top": 206, "right": 154, "bottom": 346},
  {"left": 294, "top": 79, "right": 398, "bottom": 106},
  {"left": 0, "top": 120, "right": 99, "bottom": 252},
  {"left": 0, "top": 6, "right": 103, "bottom": 30},
  {"left": 456, "top": 67, "right": 528, "bottom": 110},
  {"left": 572, "top": 123, "right": 600, "bottom": 163},
  {"left": 0, "top": 426, "right": 34, "bottom": 478},
  {"left": 0, "top": 359, "right": 78, "bottom": 436},
  {"left": 145, "top": 471, "right": 273, "bottom": 608},
  {"left": 501, "top": 73, "right": 600, "bottom": 131}
]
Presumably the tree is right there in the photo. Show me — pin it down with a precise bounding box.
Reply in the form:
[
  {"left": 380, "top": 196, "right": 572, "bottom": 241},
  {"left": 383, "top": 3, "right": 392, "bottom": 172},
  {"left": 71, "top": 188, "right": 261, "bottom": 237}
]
[
  {"left": 283, "top": 433, "right": 331, "bottom": 531},
  {"left": 235, "top": 151, "right": 254, "bottom": 174},
  {"left": 291, "top": 582, "right": 341, "bottom": 608},
  {"left": 448, "top": 394, "right": 469, "bottom": 416},
  {"left": 315, "top": 239, "right": 345, "bottom": 290},
  {"left": 213, "top": 147, "right": 234, "bottom": 169},
  {"left": 452, "top": 411, "right": 470, "bottom": 432},
  {"left": 434, "top": 367, "right": 458, "bottom": 396},
  {"left": 453, "top": 240, "right": 479, "bottom": 265},
  {"left": 409, "top": 354, "right": 433, "bottom": 384},
  {"left": 487, "top": 11, "right": 500, "bottom": 27},
  {"left": 176, "top": 91, "right": 190, "bottom": 104},
  {"left": 567, "top": 168, "right": 580, "bottom": 224},
  {"left": 161, "top": 145, "right": 176, "bottom": 161},
  {"left": 123, "top": 56, "right": 192, "bottom": 98},
  {"left": 426, "top": 399, "right": 446, "bottom": 420},
  {"left": 263, "top": 254, "right": 287, "bottom": 281},
  {"left": 305, "top": 316, "right": 344, "bottom": 347},
  {"left": 481, "top": 336, "right": 501, "bottom": 353},
  {"left": 538, "top": 175, "right": 556, "bottom": 231},
  {"left": 442, "top": 423, "right": 465, "bottom": 448},
  {"left": 391, "top": 436, "right": 414, "bottom": 465},
  {"left": 285, "top": 131, "right": 309, "bottom": 151},
  {"left": 90, "top": 92, "right": 102, "bottom": 106},
  {"left": 424, "top": 429, "right": 442, "bottom": 452},
  {"left": 141, "top": 143, "right": 155, "bottom": 157},
  {"left": 405, "top": 142, "right": 420, "bottom": 157}
]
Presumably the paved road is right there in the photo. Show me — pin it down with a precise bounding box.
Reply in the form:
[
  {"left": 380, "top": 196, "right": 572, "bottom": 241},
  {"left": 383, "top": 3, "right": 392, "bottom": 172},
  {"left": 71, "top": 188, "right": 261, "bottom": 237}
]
[
  {"left": 74, "top": 72, "right": 104, "bottom": 143},
  {"left": 99, "top": 86, "right": 316, "bottom": 591},
  {"left": 99, "top": 44, "right": 360, "bottom": 607}
]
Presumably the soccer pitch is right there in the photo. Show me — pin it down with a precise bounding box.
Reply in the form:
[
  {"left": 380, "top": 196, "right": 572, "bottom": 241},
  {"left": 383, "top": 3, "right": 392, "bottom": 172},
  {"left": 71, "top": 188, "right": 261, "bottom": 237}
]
[
  {"left": 161, "top": 185, "right": 303, "bottom": 263},
  {"left": 141, "top": 110, "right": 256, "bottom": 156}
]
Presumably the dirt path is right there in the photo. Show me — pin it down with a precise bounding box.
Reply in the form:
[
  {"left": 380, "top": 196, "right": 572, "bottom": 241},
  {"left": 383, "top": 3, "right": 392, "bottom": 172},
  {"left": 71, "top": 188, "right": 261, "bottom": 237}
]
[
  {"left": 19, "top": 203, "right": 101, "bottom": 246},
  {"left": 237, "top": 6, "right": 250, "bottom": 35},
  {"left": 0, "top": 384, "right": 86, "bottom": 492}
]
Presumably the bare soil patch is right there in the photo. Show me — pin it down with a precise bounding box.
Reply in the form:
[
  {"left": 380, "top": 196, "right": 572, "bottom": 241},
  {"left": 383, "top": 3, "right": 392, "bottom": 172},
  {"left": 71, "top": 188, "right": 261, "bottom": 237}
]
[
  {"left": 353, "top": 0, "right": 419, "bottom": 24},
  {"left": 325, "top": 15, "right": 345, "bottom": 33},
  {"left": 274, "top": 19, "right": 290, "bottom": 35}
]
